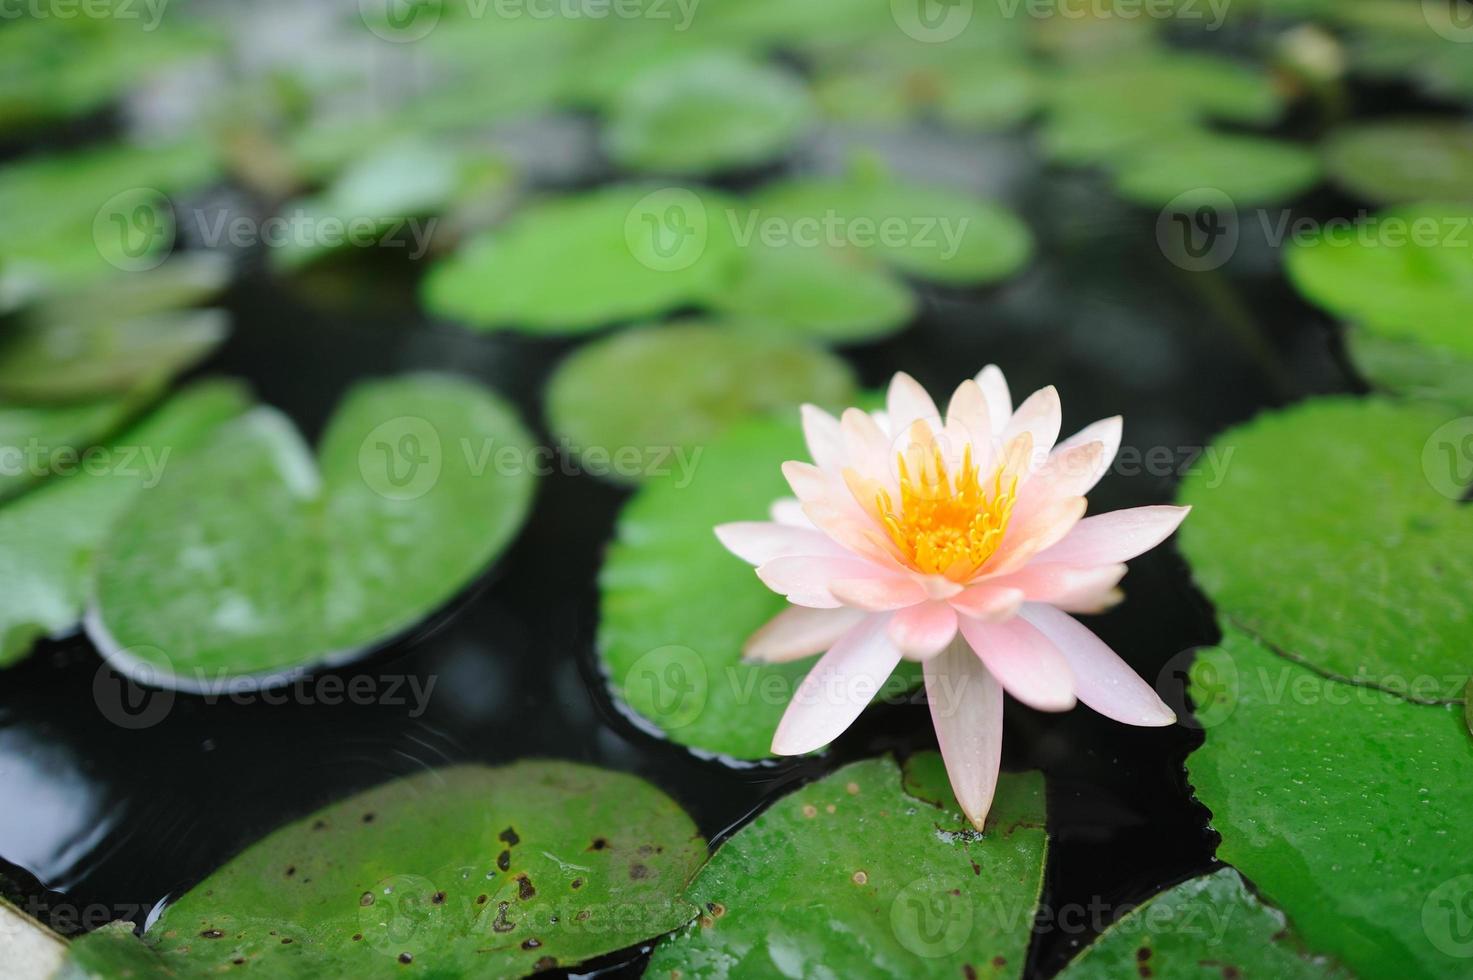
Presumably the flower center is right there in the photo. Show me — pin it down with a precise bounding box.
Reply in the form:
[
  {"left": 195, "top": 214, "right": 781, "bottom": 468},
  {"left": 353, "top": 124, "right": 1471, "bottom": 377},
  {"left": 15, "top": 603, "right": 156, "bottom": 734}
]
[{"left": 875, "top": 440, "right": 1018, "bottom": 581}]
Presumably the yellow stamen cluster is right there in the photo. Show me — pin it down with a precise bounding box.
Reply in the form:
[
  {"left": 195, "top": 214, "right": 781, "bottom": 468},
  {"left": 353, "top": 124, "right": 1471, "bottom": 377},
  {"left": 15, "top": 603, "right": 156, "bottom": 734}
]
[{"left": 875, "top": 440, "right": 1019, "bottom": 581}]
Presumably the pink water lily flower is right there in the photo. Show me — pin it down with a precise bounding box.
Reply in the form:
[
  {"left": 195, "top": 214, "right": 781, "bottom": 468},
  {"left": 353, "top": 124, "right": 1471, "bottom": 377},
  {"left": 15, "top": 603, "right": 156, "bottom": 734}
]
[{"left": 714, "top": 367, "right": 1188, "bottom": 830}]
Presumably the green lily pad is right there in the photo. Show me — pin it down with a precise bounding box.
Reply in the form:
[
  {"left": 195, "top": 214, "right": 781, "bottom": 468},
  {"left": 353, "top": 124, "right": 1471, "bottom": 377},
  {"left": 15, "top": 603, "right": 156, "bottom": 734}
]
[
  {"left": 422, "top": 185, "right": 740, "bottom": 334},
  {"left": 598, "top": 412, "right": 918, "bottom": 760},
  {"left": 0, "top": 253, "right": 232, "bottom": 403},
  {"left": 1188, "top": 629, "right": 1473, "bottom": 978},
  {"left": 705, "top": 240, "right": 917, "bottom": 342},
  {"left": 88, "top": 375, "right": 536, "bottom": 688},
  {"left": 0, "top": 394, "right": 153, "bottom": 503},
  {"left": 1323, "top": 120, "right": 1473, "bottom": 204},
  {"left": 814, "top": 59, "right": 1040, "bottom": 131},
  {"left": 750, "top": 170, "right": 1033, "bottom": 285},
  {"left": 1042, "top": 54, "right": 1283, "bottom": 165},
  {"left": 273, "top": 140, "right": 513, "bottom": 270},
  {"left": 0, "top": 310, "right": 228, "bottom": 405},
  {"left": 66, "top": 762, "right": 706, "bottom": 978},
  {"left": 545, "top": 322, "right": 856, "bottom": 485},
  {"left": 1177, "top": 397, "right": 1473, "bottom": 700},
  {"left": 648, "top": 755, "right": 1047, "bottom": 979},
  {"left": 1056, "top": 868, "right": 1348, "bottom": 979},
  {"left": 0, "top": 138, "right": 220, "bottom": 291},
  {"left": 0, "top": 11, "right": 218, "bottom": 136},
  {"left": 1285, "top": 202, "right": 1473, "bottom": 401},
  {"left": 1113, "top": 132, "right": 1322, "bottom": 207},
  {"left": 1343, "top": 327, "right": 1473, "bottom": 411},
  {"left": 0, "top": 381, "right": 249, "bottom": 668},
  {"left": 604, "top": 52, "right": 812, "bottom": 176}
]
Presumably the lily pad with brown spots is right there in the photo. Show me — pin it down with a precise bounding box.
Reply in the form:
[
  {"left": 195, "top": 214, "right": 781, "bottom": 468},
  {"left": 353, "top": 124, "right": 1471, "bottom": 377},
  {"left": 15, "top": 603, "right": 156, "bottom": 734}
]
[{"left": 65, "top": 762, "right": 706, "bottom": 978}]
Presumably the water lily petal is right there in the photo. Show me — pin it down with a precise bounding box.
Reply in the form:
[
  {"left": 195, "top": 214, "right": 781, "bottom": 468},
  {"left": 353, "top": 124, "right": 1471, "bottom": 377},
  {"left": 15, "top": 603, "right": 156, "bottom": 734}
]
[
  {"left": 887, "top": 601, "right": 959, "bottom": 660},
  {"left": 1020, "top": 603, "right": 1175, "bottom": 726},
  {"left": 886, "top": 371, "right": 939, "bottom": 438},
  {"left": 945, "top": 378, "right": 992, "bottom": 444},
  {"left": 771, "top": 616, "right": 902, "bottom": 755},
  {"left": 984, "top": 495, "right": 1088, "bottom": 577},
  {"left": 959, "top": 614, "right": 1077, "bottom": 712},
  {"left": 801, "top": 404, "right": 845, "bottom": 473},
  {"left": 987, "top": 562, "right": 1127, "bottom": 612},
  {"left": 829, "top": 575, "right": 929, "bottom": 611},
  {"left": 755, "top": 555, "right": 884, "bottom": 608},
  {"left": 948, "top": 584, "right": 1025, "bottom": 621},
  {"left": 924, "top": 638, "right": 1003, "bottom": 830},
  {"left": 1013, "top": 442, "right": 1106, "bottom": 523},
  {"left": 1003, "top": 385, "right": 1062, "bottom": 463},
  {"left": 744, "top": 605, "right": 866, "bottom": 663},
  {"left": 770, "top": 498, "right": 814, "bottom": 528},
  {"left": 975, "top": 364, "right": 1012, "bottom": 436},
  {"left": 714, "top": 521, "right": 847, "bottom": 566},
  {"left": 1054, "top": 415, "right": 1122, "bottom": 488},
  {"left": 1032, "top": 505, "right": 1191, "bottom": 566}
]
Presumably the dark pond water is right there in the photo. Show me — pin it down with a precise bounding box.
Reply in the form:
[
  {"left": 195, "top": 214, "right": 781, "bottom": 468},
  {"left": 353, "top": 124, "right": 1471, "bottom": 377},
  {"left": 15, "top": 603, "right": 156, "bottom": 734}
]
[{"left": 0, "top": 107, "right": 1366, "bottom": 975}]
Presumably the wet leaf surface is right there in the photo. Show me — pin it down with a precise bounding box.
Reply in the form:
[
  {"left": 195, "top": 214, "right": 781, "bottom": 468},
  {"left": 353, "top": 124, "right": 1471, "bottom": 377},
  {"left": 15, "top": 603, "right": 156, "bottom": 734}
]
[
  {"left": 1178, "top": 397, "right": 1473, "bottom": 699},
  {"left": 598, "top": 413, "right": 918, "bottom": 760},
  {"left": 545, "top": 321, "right": 856, "bottom": 485},
  {"left": 89, "top": 375, "right": 536, "bottom": 688},
  {"left": 1323, "top": 120, "right": 1473, "bottom": 204},
  {"left": 1056, "top": 868, "right": 1348, "bottom": 980},
  {"left": 66, "top": 762, "right": 706, "bottom": 978},
  {"left": 0, "top": 382, "right": 249, "bottom": 668},
  {"left": 649, "top": 755, "right": 1047, "bottom": 980},
  {"left": 1188, "top": 629, "right": 1473, "bottom": 978}
]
